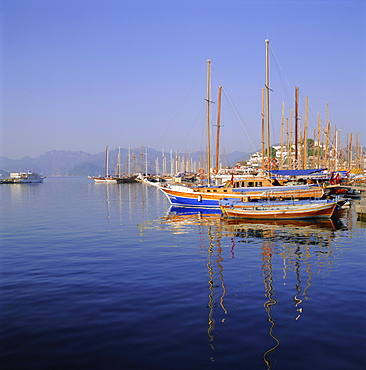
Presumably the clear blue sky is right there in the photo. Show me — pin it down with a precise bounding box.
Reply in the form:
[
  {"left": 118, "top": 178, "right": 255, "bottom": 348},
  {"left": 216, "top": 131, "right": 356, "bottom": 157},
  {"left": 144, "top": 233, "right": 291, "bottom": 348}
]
[{"left": 1, "top": 0, "right": 365, "bottom": 159}]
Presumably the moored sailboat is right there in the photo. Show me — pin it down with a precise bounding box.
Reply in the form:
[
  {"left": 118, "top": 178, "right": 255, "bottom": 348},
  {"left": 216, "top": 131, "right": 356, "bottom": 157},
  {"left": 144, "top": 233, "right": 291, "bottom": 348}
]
[
  {"left": 158, "top": 181, "right": 324, "bottom": 208},
  {"left": 90, "top": 145, "right": 117, "bottom": 183},
  {"left": 156, "top": 49, "right": 325, "bottom": 208}
]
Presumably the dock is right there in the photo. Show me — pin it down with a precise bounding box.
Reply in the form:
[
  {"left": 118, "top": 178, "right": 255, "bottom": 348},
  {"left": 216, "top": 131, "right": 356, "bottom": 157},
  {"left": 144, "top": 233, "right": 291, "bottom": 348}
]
[{"left": 351, "top": 186, "right": 366, "bottom": 222}]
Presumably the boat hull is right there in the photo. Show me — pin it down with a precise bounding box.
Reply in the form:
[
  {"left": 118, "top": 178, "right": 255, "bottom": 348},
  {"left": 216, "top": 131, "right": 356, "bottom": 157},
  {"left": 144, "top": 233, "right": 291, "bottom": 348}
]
[
  {"left": 17, "top": 178, "right": 44, "bottom": 183},
  {"left": 116, "top": 176, "right": 137, "bottom": 183},
  {"left": 159, "top": 185, "right": 324, "bottom": 208},
  {"left": 1, "top": 171, "right": 45, "bottom": 184},
  {"left": 220, "top": 202, "right": 337, "bottom": 220},
  {"left": 90, "top": 177, "right": 118, "bottom": 183}
]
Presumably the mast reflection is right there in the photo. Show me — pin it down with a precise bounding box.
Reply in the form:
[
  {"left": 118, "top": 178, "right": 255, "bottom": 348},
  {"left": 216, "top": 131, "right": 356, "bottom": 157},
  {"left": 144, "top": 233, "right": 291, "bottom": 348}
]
[
  {"left": 262, "top": 242, "right": 280, "bottom": 369},
  {"left": 143, "top": 207, "right": 346, "bottom": 366},
  {"left": 206, "top": 225, "right": 228, "bottom": 354}
]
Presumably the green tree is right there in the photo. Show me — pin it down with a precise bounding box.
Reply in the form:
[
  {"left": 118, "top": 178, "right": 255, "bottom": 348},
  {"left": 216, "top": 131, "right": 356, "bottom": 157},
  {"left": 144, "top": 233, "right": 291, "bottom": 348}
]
[{"left": 264, "top": 146, "right": 277, "bottom": 158}]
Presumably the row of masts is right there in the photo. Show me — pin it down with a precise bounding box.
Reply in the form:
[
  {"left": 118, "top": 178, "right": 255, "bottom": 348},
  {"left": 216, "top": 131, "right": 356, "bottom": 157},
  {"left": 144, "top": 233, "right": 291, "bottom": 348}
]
[
  {"left": 269, "top": 91, "right": 363, "bottom": 172},
  {"left": 104, "top": 144, "right": 226, "bottom": 177},
  {"left": 260, "top": 39, "right": 363, "bottom": 173},
  {"left": 108, "top": 39, "right": 363, "bottom": 178}
]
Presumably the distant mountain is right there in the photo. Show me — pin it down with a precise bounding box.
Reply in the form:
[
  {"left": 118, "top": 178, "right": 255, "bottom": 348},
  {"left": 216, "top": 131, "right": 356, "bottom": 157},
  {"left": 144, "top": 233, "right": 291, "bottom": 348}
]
[
  {"left": 0, "top": 148, "right": 251, "bottom": 177},
  {"left": 0, "top": 170, "right": 10, "bottom": 178}
]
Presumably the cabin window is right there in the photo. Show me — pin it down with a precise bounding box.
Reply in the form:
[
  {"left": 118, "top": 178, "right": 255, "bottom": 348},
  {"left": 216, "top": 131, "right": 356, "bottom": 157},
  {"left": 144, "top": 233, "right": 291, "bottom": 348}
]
[
  {"left": 248, "top": 182, "right": 254, "bottom": 187},
  {"left": 213, "top": 190, "right": 217, "bottom": 192},
  {"left": 256, "top": 182, "right": 262, "bottom": 187},
  {"left": 223, "top": 190, "right": 227, "bottom": 192}
]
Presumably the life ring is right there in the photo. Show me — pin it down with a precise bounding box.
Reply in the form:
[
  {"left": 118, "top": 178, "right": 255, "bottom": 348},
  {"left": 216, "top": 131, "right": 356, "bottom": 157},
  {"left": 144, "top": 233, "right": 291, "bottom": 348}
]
[
  {"left": 212, "top": 168, "right": 218, "bottom": 174},
  {"left": 263, "top": 163, "right": 269, "bottom": 170},
  {"left": 264, "top": 157, "right": 270, "bottom": 164},
  {"left": 271, "top": 158, "right": 279, "bottom": 169},
  {"left": 198, "top": 168, "right": 204, "bottom": 174}
]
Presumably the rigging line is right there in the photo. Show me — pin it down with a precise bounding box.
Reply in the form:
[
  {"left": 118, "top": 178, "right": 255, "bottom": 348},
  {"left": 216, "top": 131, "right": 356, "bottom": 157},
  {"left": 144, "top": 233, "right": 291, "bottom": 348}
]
[
  {"left": 144, "top": 184, "right": 160, "bottom": 201},
  {"left": 221, "top": 86, "right": 259, "bottom": 152},
  {"left": 212, "top": 67, "right": 259, "bottom": 152},
  {"left": 269, "top": 47, "right": 294, "bottom": 109},
  {"left": 269, "top": 44, "right": 297, "bottom": 93},
  {"left": 154, "top": 64, "right": 206, "bottom": 150},
  {"left": 270, "top": 44, "right": 321, "bottom": 134},
  {"left": 175, "top": 103, "right": 206, "bottom": 154}
]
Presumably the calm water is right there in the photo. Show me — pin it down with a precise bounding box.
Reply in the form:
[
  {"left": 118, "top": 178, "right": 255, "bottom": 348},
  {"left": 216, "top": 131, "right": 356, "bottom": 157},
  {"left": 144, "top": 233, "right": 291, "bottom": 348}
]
[{"left": 1, "top": 177, "right": 365, "bottom": 369}]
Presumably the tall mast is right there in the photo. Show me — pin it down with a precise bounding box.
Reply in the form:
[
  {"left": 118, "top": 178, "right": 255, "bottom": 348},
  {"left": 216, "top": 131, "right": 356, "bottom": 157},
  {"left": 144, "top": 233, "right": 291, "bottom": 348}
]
[
  {"left": 335, "top": 130, "right": 339, "bottom": 171},
  {"left": 128, "top": 147, "right": 131, "bottom": 175},
  {"left": 145, "top": 147, "right": 148, "bottom": 175},
  {"left": 294, "top": 87, "right": 299, "bottom": 164},
  {"left": 140, "top": 144, "right": 143, "bottom": 173},
  {"left": 286, "top": 118, "right": 289, "bottom": 169},
  {"left": 206, "top": 59, "right": 212, "bottom": 184},
  {"left": 325, "top": 103, "right": 330, "bottom": 169},
  {"left": 265, "top": 39, "right": 271, "bottom": 162},
  {"left": 105, "top": 145, "right": 109, "bottom": 177},
  {"left": 215, "top": 86, "right": 222, "bottom": 171},
  {"left": 117, "top": 146, "right": 121, "bottom": 177},
  {"left": 303, "top": 97, "right": 308, "bottom": 169},
  {"left": 280, "top": 102, "right": 285, "bottom": 169},
  {"left": 261, "top": 88, "right": 265, "bottom": 169},
  {"left": 356, "top": 132, "right": 361, "bottom": 169},
  {"left": 316, "top": 114, "right": 321, "bottom": 169},
  {"left": 170, "top": 149, "right": 173, "bottom": 175},
  {"left": 348, "top": 133, "right": 353, "bottom": 170},
  {"left": 289, "top": 108, "right": 293, "bottom": 169}
]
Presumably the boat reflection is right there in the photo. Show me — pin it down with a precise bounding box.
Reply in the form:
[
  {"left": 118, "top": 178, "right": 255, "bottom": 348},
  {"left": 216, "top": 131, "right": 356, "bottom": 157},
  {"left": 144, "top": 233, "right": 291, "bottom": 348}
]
[
  {"left": 223, "top": 216, "right": 344, "bottom": 232},
  {"left": 156, "top": 207, "right": 222, "bottom": 234},
  {"left": 151, "top": 207, "right": 348, "bottom": 367}
]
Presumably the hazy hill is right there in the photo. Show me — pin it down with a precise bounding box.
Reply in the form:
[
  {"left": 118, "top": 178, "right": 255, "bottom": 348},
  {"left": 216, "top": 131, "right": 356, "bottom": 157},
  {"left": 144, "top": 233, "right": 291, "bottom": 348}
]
[{"left": 0, "top": 148, "right": 251, "bottom": 177}]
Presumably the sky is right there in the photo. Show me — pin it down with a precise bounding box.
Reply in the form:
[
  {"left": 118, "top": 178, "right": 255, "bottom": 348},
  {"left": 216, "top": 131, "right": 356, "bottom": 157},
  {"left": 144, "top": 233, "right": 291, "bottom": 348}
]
[{"left": 1, "top": 0, "right": 365, "bottom": 159}]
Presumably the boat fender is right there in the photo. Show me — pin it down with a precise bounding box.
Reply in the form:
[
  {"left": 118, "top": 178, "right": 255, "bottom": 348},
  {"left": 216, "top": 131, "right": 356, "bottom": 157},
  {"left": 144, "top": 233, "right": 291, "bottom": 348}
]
[{"left": 197, "top": 195, "right": 202, "bottom": 202}]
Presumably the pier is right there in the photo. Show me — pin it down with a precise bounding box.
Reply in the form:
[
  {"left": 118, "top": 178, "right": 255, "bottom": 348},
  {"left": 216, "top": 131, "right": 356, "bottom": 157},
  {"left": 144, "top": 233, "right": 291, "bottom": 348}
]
[{"left": 352, "top": 186, "right": 366, "bottom": 222}]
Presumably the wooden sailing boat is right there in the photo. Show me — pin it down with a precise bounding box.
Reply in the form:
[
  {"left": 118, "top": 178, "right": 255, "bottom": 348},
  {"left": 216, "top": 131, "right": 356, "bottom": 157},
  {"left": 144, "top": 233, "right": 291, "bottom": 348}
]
[
  {"left": 220, "top": 198, "right": 338, "bottom": 220},
  {"left": 116, "top": 147, "right": 137, "bottom": 183},
  {"left": 154, "top": 45, "right": 325, "bottom": 208}
]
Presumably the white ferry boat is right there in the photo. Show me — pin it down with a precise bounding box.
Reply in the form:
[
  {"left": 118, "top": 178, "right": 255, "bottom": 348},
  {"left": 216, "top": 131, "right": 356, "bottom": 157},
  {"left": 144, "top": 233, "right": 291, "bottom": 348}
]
[{"left": 1, "top": 170, "right": 45, "bottom": 184}]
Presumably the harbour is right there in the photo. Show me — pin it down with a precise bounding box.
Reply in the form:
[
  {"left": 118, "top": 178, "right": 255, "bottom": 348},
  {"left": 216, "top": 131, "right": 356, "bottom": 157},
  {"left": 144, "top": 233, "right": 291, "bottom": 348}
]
[
  {"left": 1, "top": 177, "right": 365, "bottom": 369},
  {"left": 2, "top": 4, "right": 366, "bottom": 368}
]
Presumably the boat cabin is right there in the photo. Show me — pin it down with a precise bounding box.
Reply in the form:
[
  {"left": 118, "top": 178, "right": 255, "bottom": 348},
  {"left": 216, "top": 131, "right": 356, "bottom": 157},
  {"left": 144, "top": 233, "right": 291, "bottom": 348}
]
[{"left": 224, "top": 177, "right": 286, "bottom": 189}]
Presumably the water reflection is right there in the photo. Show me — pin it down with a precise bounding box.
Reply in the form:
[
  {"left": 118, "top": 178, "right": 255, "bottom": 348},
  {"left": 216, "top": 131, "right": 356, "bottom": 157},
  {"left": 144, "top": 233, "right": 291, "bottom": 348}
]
[
  {"left": 262, "top": 242, "right": 280, "bottom": 369},
  {"left": 0, "top": 182, "right": 43, "bottom": 202},
  {"left": 206, "top": 226, "right": 228, "bottom": 351},
  {"left": 222, "top": 216, "right": 347, "bottom": 368},
  {"left": 146, "top": 207, "right": 348, "bottom": 367},
  {"left": 91, "top": 181, "right": 160, "bottom": 226}
]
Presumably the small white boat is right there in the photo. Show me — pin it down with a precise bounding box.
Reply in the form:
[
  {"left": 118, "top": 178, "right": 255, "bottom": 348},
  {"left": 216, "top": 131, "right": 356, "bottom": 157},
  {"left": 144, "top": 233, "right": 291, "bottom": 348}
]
[
  {"left": 89, "top": 176, "right": 117, "bottom": 183},
  {"left": 90, "top": 145, "right": 118, "bottom": 183}
]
